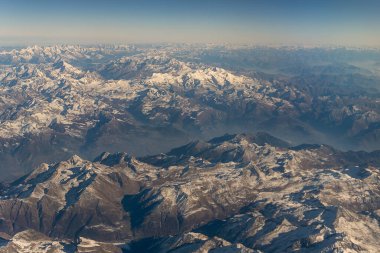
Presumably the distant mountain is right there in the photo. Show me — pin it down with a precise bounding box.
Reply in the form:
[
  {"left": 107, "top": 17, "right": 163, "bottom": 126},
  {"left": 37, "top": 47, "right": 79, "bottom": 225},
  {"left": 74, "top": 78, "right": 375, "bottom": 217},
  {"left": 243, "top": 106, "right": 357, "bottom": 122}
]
[
  {"left": 0, "top": 133, "right": 379, "bottom": 252},
  {"left": 0, "top": 45, "right": 380, "bottom": 182}
]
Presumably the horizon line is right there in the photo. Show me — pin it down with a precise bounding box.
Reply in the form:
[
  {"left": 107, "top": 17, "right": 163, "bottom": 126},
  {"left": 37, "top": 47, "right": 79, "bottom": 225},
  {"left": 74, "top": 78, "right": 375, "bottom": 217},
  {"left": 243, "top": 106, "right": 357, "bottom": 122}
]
[{"left": 1, "top": 42, "right": 380, "bottom": 50}]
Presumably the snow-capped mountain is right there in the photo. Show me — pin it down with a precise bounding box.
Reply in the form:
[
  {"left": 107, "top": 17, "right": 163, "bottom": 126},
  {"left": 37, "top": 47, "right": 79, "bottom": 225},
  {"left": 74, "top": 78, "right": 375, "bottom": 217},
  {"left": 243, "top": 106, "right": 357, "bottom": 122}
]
[
  {"left": 0, "top": 48, "right": 299, "bottom": 180},
  {"left": 0, "top": 44, "right": 379, "bottom": 202},
  {"left": 0, "top": 45, "right": 136, "bottom": 65},
  {"left": 0, "top": 133, "right": 379, "bottom": 252}
]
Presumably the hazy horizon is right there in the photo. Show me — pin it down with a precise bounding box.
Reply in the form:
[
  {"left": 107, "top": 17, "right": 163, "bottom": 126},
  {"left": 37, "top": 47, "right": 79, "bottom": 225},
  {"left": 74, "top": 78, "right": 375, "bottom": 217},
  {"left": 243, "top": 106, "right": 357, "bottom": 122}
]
[{"left": 1, "top": 0, "right": 380, "bottom": 47}]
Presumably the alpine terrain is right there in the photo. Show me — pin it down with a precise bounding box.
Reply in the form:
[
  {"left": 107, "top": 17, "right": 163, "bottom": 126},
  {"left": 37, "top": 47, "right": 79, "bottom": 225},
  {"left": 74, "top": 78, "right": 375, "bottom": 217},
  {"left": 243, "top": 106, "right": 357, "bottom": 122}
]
[
  {"left": 0, "top": 133, "right": 380, "bottom": 252},
  {"left": 0, "top": 45, "right": 379, "bottom": 252}
]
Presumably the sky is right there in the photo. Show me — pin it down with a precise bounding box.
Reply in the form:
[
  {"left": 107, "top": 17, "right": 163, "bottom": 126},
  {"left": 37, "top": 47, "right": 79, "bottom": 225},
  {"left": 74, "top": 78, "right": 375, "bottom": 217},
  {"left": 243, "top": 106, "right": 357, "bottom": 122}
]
[{"left": 0, "top": 0, "right": 380, "bottom": 47}]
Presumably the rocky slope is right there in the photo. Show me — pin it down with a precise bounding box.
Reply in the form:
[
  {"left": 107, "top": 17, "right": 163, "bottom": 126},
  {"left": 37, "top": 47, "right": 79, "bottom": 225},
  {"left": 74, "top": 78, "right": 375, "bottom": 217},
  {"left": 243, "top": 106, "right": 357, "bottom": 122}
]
[{"left": 0, "top": 133, "right": 379, "bottom": 252}]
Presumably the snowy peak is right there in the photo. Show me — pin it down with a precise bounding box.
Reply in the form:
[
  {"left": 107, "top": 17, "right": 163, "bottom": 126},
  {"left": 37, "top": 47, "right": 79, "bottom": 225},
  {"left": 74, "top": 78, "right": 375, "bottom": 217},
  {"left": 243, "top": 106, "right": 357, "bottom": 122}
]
[
  {"left": 50, "top": 59, "right": 83, "bottom": 77},
  {"left": 99, "top": 54, "right": 191, "bottom": 80},
  {"left": 100, "top": 53, "right": 255, "bottom": 90},
  {"left": 53, "top": 59, "right": 75, "bottom": 71}
]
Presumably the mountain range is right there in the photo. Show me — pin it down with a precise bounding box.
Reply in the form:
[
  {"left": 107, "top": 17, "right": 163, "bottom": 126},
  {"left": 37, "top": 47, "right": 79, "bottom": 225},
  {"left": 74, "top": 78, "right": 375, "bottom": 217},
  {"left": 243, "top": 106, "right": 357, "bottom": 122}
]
[
  {"left": 0, "top": 44, "right": 380, "bottom": 252},
  {"left": 0, "top": 45, "right": 380, "bottom": 181},
  {"left": 0, "top": 132, "right": 379, "bottom": 252}
]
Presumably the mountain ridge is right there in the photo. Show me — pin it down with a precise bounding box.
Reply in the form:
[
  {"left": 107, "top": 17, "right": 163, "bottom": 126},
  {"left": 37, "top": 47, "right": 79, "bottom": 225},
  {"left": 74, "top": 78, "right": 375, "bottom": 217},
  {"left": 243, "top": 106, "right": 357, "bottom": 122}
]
[
  {"left": 0, "top": 132, "right": 379, "bottom": 252},
  {"left": 1, "top": 45, "right": 380, "bottom": 181}
]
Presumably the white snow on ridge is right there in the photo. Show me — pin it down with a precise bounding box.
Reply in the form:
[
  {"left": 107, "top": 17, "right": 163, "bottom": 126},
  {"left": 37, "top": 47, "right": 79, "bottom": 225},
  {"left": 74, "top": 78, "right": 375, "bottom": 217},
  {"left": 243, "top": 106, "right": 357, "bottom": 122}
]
[{"left": 0, "top": 50, "right": 283, "bottom": 140}]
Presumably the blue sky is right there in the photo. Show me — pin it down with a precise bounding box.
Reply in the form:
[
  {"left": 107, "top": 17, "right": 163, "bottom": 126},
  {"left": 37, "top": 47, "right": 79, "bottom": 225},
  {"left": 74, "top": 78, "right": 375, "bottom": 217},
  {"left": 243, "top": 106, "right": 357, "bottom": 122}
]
[{"left": 0, "top": 0, "right": 379, "bottom": 46}]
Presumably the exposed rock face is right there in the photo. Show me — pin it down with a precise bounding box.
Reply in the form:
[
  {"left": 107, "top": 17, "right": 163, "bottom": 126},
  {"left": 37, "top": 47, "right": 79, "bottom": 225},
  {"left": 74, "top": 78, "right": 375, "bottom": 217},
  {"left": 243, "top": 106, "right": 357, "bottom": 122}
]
[
  {"left": 126, "top": 232, "right": 257, "bottom": 253},
  {"left": 0, "top": 133, "right": 379, "bottom": 252},
  {"left": 0, "top": 229, "right": 122, "bottom": 253},
  {"left": 0, "top": 229, "right": 70, "bottom": 253}
]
